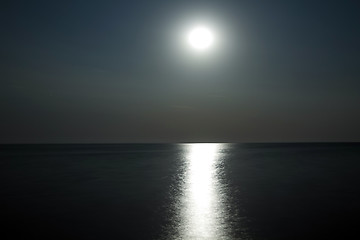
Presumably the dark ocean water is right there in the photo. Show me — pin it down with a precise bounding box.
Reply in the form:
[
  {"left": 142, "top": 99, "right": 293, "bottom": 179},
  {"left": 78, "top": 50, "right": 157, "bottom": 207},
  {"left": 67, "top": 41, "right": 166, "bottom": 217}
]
[{"left": 1, "top": 143, "right": 360, "bottom": 239}]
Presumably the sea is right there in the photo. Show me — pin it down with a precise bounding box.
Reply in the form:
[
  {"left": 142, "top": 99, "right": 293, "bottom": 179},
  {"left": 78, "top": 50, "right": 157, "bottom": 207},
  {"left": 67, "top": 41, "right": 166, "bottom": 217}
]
[{"left": 1, "top": 143, "right": 360, "bottom": 240}]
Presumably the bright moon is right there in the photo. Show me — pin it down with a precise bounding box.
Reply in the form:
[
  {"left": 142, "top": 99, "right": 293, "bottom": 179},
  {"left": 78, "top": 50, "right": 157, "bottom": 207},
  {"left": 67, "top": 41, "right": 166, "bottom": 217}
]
[{"left": 187, "top": 26, "right": 214, "bottom": 51}]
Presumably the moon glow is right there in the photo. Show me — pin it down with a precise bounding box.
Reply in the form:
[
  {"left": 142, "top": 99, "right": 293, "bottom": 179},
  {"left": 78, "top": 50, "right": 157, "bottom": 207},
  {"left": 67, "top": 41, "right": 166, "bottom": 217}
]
[{"left": 187, "top": 26, "right": 214, "bottom": 51}]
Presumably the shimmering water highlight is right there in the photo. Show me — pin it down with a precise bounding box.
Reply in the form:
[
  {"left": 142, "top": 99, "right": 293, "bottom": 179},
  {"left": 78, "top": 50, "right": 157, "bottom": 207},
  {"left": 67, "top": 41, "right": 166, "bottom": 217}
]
[{"left": 179, "top": 144, "right": 226, "bottom": 239}]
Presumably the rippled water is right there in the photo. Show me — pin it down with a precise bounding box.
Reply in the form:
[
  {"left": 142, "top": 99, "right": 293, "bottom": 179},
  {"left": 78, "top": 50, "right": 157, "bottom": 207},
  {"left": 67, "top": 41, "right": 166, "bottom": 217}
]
[
  {"left": 165, "top": 144, "right": 233, "bottom": 239},
  {"left": 1, "top": 143, "right": 360, "bottom": 239}
]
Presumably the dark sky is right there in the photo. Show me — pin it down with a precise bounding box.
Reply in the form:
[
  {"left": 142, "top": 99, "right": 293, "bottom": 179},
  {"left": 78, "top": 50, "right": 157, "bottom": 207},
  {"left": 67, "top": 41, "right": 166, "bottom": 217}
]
[{"left": 1, "top": 0, "right": 360, "bottom": 143}]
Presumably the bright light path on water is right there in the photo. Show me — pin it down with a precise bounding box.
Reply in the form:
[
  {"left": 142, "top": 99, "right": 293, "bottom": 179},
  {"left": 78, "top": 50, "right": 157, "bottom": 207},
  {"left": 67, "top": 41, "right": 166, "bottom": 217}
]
[{"left": 179, "top": 143, "right": 227, "bottom": 239}]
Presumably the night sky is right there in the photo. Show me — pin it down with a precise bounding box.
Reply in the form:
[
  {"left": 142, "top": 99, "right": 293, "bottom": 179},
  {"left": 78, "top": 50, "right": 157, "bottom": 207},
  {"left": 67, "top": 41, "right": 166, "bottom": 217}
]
[{"left": 1, "top": 0, "right": 360, "bottom": 143}]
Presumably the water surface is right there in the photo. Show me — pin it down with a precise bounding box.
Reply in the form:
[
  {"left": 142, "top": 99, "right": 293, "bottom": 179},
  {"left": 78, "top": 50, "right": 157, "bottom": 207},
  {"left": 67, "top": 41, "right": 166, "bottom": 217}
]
[{"left": 1, "top": 143, "right": 359, "bottom": 239}]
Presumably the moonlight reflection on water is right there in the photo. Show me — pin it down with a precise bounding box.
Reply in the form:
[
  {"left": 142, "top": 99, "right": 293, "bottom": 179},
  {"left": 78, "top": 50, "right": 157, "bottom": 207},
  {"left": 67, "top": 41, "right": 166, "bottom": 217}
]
[
  {"left": 178, "top": 143, "right": 228, "bottom": 239},
  {"left": 162, "top": 143, "right": 250, "bottom": 240}
]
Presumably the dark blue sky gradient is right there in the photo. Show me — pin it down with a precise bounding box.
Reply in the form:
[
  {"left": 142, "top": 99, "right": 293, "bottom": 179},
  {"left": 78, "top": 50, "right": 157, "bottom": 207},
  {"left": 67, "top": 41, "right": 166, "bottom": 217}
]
[{"left": 1, "top": 0, "right": 360, "bottom": 143}]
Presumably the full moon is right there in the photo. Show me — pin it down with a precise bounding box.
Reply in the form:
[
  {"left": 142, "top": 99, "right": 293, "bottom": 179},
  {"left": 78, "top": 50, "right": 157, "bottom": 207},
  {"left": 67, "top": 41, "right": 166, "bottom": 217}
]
[{"left": 187, "top": 26, "right": 214, "bottom": 51}]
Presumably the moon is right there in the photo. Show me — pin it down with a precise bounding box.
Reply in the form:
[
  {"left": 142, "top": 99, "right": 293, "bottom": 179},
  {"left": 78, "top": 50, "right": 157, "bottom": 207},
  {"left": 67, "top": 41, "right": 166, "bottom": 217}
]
[{"left": 187, "top": 26, "right": 214, "bottom": 51}]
